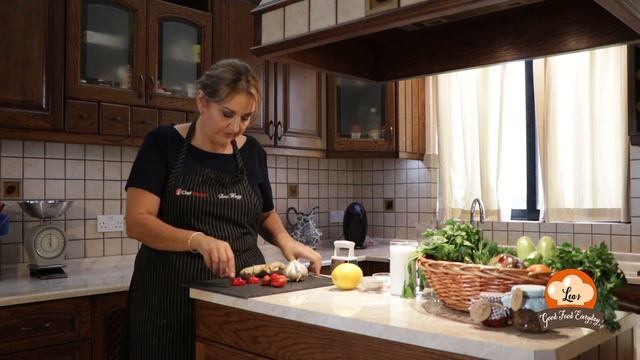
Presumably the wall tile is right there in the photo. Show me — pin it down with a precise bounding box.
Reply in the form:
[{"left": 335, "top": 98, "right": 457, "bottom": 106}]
[
  {"left": 592, "top": 224, "right": 611, "bottom": 235},
  {"left": 122, "top": 238, "right": 140, "bottom": 254},
  {"left": 45, "top": 180, "right": 65, "bottom": 199},
  {"left": 592, "top": 234, "right": 611, "bottom": 249},
  {"left": 66, "top": 199, "right": 84, "bottom": 219},
  {"left": 574, "top": 234, "right": 592, "bottom": 250},
  {"left": 85, "top": 181, "right": 104, "bottom": 199},
  {"left": 557, "top": 223, "right": 574, "bottom": 233},
  {"left": 86, "top": 145, "right": 103, "bottom": 160},
  {"left": 104, "top": 146, "right": 121, "bottom": 161},
  {"left": 611, "top": 224, "right": 631, "bottom": 235},
  {"left": 23, "top": 158, "right": 44, "bottom": 178},
  {"left": 64, "top": 160, "right": 84, "bottom": 179},
  {"left": 85, "top": 220, "right": 103, "bottom": 239},
  {"left": 611, "top": 235, "right": 631, "bottom": 252},
  {"left": 1, "top": 157, "right": 22, "bottom": 178},
  {"left": 104, "top": 238, "right": 122, "bottom": 256},
  {"left": 66, "top": 240, "right": 85, "bottom": 259},
  {"left": 23, "top": 179, "right": 44, "bottom": 200},
  {"left": 86, "top": 161, "right": 103, "bottom": 180},
  {"left": 262, "top": 8, "right": 284, "bottom": 44},
  {"left": 1, "top": 140, "right": 22, "bottom": 156},
  {"left": 45, "top": 159, "right": 64, "bottom": 179},
  {"left": 66, "top": 144, "right": 84, "bottom": 159},
  {"left": 45, "top": 143, "right": 65, "bottom": 158},
  {"left": 85, "top": 239, "right": 104, "bottom": 257},
  {"left": 574, "top": 224, "right": 591, "bottom": 234},
  {"left": 104, "top": 162, "right": 121, "bottom": 180},
  {"left": 24, "top": 141, "right": 44, "bottom": 158}
]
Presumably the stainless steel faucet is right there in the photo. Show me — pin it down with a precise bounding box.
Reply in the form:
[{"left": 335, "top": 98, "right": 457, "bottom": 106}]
[{"left": 470, "top": 198, "right": 485, "bottom": 227}]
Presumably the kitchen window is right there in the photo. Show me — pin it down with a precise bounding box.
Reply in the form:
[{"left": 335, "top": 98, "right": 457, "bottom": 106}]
[{"left": 435, "top": 45, "right": 628, "bottom": 223}]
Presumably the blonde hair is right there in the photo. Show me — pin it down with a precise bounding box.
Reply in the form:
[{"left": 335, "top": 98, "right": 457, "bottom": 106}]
[{"left": 197, "top": 59, "right": 261, "bottom": 109}]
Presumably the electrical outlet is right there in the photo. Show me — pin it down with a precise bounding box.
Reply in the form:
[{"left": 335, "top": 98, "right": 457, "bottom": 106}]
[
  {"left": 330, "top": 210, "right": 344, "bottom": 223},
  {"left": 97, "top": 214, "right": 125, "bottom": 232}
]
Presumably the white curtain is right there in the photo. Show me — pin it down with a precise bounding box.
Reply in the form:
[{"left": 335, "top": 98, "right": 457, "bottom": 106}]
[
  {"left": 435, "top": 62, "right": 527, "bottom": 221},
  {"left": 533, "top": 45, "right": 628, "bottom": 222}
]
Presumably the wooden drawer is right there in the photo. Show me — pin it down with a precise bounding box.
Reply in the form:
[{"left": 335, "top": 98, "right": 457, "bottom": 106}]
[
  {"left": 0, "top": 297, "right": 91, "bottom": 355},
  {"left": 100, "top": 103, "right": 130, "bottom": 136},
  {"left": 196, "top": 339, "right": 270, "bottom": 360},
  {"left": 160, "top": 110, "right": 186, "bottom": 126},
  {"left": 65, "top": 100, "right": 98, "bottom": 134},
  {"left": 0, "top": 340, "right": 91, "bottom": 360},
  {"left": 131, "top": 107, "right": 158, "bottom": 137}
]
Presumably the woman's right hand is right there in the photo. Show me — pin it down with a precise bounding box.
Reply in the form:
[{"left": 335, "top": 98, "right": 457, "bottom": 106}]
[{"left": 191, "top": 234, "right": 236, "bottom": 278}]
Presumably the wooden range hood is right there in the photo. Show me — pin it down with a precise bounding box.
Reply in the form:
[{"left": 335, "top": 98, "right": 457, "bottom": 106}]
[{"left": 251, "top": 0, "right": 640, "bottom": 81}]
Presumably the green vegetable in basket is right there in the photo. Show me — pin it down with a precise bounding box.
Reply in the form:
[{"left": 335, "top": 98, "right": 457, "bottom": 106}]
[
  {"left": 523, "top": 250, "right": 543, "bottom": 268},
  {"left": 415, "top": 219, "right": 514, "bottom": 265},
  {"left": 544, "top": 242, "right": 627, "bottom": 332}
]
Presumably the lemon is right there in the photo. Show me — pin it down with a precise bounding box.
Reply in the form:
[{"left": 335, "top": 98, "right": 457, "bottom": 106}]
[{"left": 331, "top": 263, "right": 363, "bottom": 290}]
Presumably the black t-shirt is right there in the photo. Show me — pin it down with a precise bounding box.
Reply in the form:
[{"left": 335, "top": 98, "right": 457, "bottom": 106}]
[{"left": 125, "top": 126, "right": 274, "bottom": 213}]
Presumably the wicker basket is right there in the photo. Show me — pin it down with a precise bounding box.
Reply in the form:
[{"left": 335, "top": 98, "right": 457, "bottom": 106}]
[{"left": 418, "top": 257, "right": 551, "bottom": 312}]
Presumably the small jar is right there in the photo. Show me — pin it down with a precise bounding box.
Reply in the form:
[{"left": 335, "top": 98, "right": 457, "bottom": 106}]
[
  {"left": 469, "top": 292, "right": 510, "bottom": 328},
  {"left": 502, "top": 285, "right": 547, "bottom": 333}
]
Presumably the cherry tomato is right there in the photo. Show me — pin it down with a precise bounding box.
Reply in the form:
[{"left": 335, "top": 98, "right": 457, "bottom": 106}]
[
  {"left": 270, "top": 276, "right": 287, "bottom": 288},
  {"left": 230, "top": 277, "right": 246, "bottom": 286},
  {"left": 247, "top": 276, "right": 261, "bottom": 285},
  {"left": 261, "top": 275, "right": 271, "bottom": 286}
]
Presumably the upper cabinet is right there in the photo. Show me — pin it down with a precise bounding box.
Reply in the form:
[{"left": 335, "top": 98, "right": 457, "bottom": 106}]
[
  {"left": 218, "top": 0, "right": 326, "bottom": 153},
  {"left": 67, "top": 0, "right": 212, "bottom": 112},
  {"left": 630, "top": 44, "right": 640, "bottom": 146},
  {"left": 327, "top": 75, "right": 426, "bottom": 159},
  {"left": 0, "top": 0, "right": 64, "bottom": 131},
  {"left": 327, "top": 75, "right": 395, "bottom": 156}
]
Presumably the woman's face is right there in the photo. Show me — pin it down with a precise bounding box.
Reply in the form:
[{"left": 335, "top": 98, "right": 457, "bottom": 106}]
[{"left": 197, "top": 91, "right": 256, "bottom": 146}]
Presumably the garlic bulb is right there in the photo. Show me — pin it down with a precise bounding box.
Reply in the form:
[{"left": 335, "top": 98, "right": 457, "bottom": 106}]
[{"left": 284, "top": 260, "right": 309, "bottom": 282}]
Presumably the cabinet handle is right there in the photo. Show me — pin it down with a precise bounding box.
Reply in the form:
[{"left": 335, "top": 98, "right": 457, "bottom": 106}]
[
  {"left": 148, "top": 76, "right": 155, "bottom": 101},
  {"left": 138, "top": 120, "right": 152, "bottom": 125},
  {"left": 268, "top": 120, "right": 275, "bottom": 139},
  {"left": 111, "top": 116, "right": 123, "bottom": 122},
  {"left": 20, "top": 322, "right": 51, "bottom": 332},
  {"left": 138, "top": 74, "right": 144, "bottom": 99},
  {"left": 276, "top": 122, "right": 283, "bottom": 141},
  {"left": 79, "top": 113, "right": 89, "bottom": 119}
]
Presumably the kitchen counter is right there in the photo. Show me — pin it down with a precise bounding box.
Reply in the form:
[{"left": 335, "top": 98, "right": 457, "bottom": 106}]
[
  {"left": 191, "top": 284, "right": 638, "bottom": 360},
  {"left": 0, "top": 239, "right": 390, "bottom": 306}
]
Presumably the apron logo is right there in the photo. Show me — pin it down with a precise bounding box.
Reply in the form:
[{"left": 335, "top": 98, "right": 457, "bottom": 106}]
[
  {"left": 175, "top": 188, "right": 208, "bottom": 198},
  {"left": 218, "top": 192, "right": 242, "bottom": 200}
]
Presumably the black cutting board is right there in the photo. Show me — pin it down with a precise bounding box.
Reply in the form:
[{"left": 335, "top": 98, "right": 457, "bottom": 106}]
[{"left": 186, "top": 275, "right": 333, "bottom": 299}]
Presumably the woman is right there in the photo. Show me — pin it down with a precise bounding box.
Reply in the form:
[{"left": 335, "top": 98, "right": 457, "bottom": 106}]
[{"left": 123, "top": 59, "right": 322, "bottom": 360}]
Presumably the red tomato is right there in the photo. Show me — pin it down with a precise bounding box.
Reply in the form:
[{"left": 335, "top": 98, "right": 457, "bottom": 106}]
[
  {"left": 270, "top": 276, "right": 287, "bottom": 288},
  {"left": 230, "top": 277, "right": 246, "bottom": 286},
  {"left": 247, "top": 276, "right": 261, "bottom": 285},
  {"left": 261, "top": 275, "right": 271, "bottom": 286}
]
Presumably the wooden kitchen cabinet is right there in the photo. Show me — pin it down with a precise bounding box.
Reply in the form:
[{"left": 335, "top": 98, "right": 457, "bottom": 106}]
[
  {"left": 0, "top": 341, "right": 92, "bottom": 360},
  {"left": 67, "top": 0, "right": 211, "bottom": 112},
  {"left": 0, "top": 0, "right": 64, "bottom": 131},
  {"left": 0, "top": 297, "right": 91, "bottom": 356},
  {"left": 327, "top": 75, "right": 425, "bottom": 159},
  {"left": 65, "top": 0, "right": 211, "bottom": 138},
  {"left": 92, "top": 291, "right": 128, "bottom": 360}
]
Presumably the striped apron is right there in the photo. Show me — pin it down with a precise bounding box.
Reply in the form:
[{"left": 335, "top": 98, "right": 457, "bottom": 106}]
[{"left": 124, "top": 120, "right": 265, "bottom": 360}]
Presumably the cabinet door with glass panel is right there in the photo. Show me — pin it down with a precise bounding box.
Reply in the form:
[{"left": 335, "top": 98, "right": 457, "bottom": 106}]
[
  {"left": 327, "top": 75, "right": 396, "bottom": 156},
  {"left": 67, "top": 0, "right": 147, "bottom": 105},
  {"left": 147, "top": 0, "right": 212, "bottom": 112}
]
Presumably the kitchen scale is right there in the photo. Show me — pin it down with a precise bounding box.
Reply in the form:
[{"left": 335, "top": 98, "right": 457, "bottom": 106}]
[{"left": 18, "top": 200, "right": 73, "bottom": 279}]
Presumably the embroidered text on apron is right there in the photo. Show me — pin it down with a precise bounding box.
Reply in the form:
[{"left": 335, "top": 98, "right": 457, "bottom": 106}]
[{"left": 124, "top": 120, "right": 265, "bottom": 360}]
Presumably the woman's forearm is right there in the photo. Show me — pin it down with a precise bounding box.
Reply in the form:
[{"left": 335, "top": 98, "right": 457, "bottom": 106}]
[{"left": 259, "top": 210, "right": 292, "bottom": 249}]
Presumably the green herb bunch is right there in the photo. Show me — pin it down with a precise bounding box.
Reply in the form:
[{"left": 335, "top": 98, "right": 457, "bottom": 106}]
[
  {"left": 544, "top": 242, "right": 627, "bottom": 332},
  {"left": 415, "top": 219, "right": 513, "bottom": 265}
]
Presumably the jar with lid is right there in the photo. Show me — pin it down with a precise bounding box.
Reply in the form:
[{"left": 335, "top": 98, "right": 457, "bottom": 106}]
[{"left": 501, "top": 284, "right": 547, "bottom": 333}]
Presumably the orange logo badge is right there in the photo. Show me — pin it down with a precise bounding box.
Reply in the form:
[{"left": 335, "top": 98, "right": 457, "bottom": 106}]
[{"left": 545, "top": 269, "right": 597, "bottom": 309}]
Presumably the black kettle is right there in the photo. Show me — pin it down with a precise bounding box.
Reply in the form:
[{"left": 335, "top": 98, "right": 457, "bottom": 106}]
[{"left": 342, "top": 202, "right": 368, "bottom": 249}]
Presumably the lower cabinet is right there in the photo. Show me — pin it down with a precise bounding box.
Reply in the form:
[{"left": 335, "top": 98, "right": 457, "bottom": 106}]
[
  {"left": 92, "top": 291, "right": 128, "bottom": 360},
  {"left": 0, "top": 291, "right": 128, "bottom": 359},
  {"left": 196, "top": 338, "right": 269, "bottom": 360},
  {"left": 0, "top": 340, "right": 91, "bottom": 360}
]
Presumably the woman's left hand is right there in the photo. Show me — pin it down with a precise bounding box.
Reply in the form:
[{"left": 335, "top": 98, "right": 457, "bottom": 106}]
[{"left": 279, "top": 235, "right": 322, "bottom": 274}]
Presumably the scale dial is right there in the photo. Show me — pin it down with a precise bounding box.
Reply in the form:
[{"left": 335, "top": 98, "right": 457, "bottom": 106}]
[{"left": 33, "top": 226, "right": 66, "bottom": 260}]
